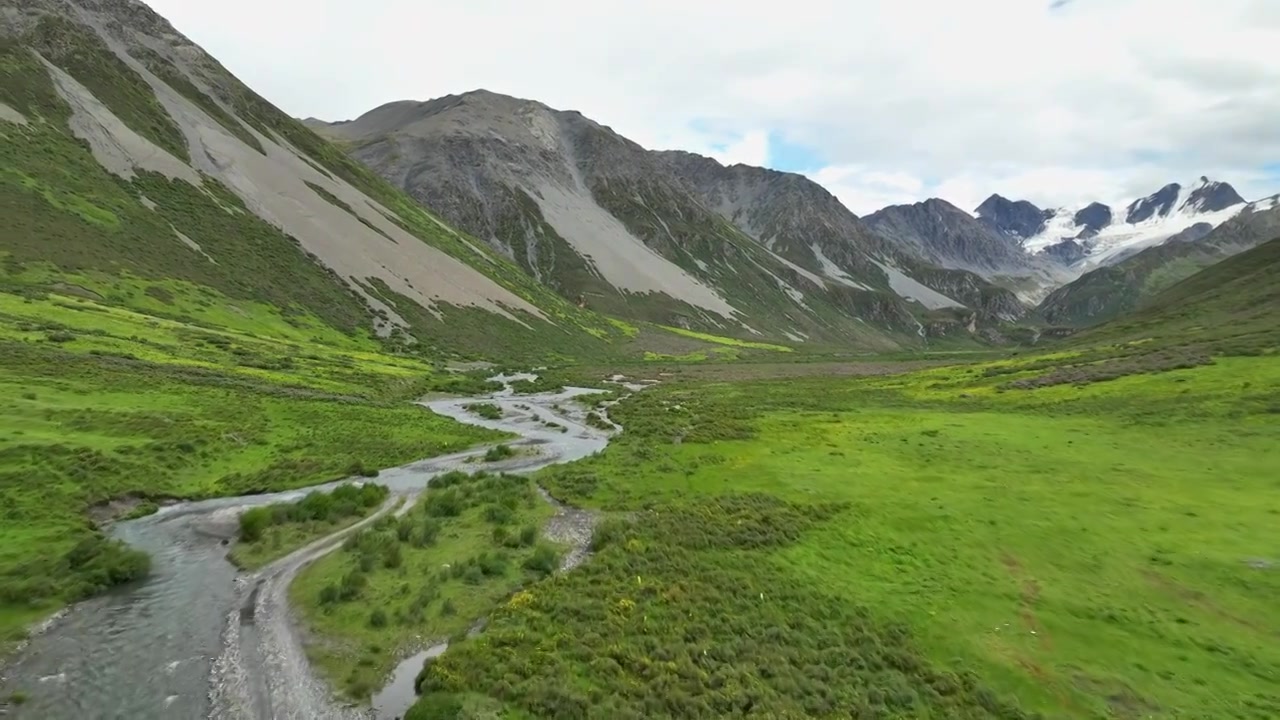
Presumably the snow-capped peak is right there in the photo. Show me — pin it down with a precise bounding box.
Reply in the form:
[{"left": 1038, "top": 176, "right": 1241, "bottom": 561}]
[{"left": 1016, "top": 177, "right": 1256, "bottom": 270}]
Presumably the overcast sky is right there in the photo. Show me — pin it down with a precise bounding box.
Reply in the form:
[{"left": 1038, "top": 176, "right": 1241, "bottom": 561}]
[{"left": 147, "top": 0, "right": 1280, "bottom": 215}]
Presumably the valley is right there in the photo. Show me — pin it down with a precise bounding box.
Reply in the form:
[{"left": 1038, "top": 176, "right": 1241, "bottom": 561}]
[{"left": 1, "top": 1, "right": 1278, "bottom": 719}]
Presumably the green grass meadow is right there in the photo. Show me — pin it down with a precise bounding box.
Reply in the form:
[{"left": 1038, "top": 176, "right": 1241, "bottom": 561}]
[{"left": 419, "top": 353, "right": 1280, "bottom": 719}]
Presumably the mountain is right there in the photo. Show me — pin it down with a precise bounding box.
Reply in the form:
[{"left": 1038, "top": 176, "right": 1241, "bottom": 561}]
[
  {"left": 309, "top": 91, "right": 1028, "bottom": 344},
  {"left": 651, "top": 151, "right": 1027, "bottom": 323},
  {"left": 1036, "top": 202, "right": 1280, "bottom": 325},
  {"left": 0, "top": 0, "right": 629, "bottom": 362},
  {"left": 974, "top": 194, "right": 1051, "bottom": 239},
  {"left": 979, "top": 178, "right": 1276, "bottom": 273},
  {"left": 862, "top": 198, "right": 1068, "bottom": 301}
]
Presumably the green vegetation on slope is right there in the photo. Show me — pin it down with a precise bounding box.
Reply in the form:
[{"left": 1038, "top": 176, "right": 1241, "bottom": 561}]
[
  {"left": 0, "top": 29, "right": 375, "bottom": 336},
  {"left": 290, "top": 471, "right": 561, "bottom": 699},
  {"left": 230, "top": 482, "right": 391, "bottom": 571},
  {"left": 2, "top": 16, "right": 639, "bottom": 364},
  {"left": 416, "top": 352, "right": 1279, "bottom": 719},
  {"left": 1076, "top": 236, "right": 1280, "bottom": 354},
  {"left": 657, "top": 324, "right": 793, "bottom": 352},
  {"left": 0, "top": 285, "right": 506, "bottom": 647}
]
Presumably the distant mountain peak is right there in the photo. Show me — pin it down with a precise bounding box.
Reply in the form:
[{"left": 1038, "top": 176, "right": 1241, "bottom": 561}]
[
  {"left": 974, "top": 194, "right": 1049, "bottom": 240},
  {"left": 1181, "top": 178, "right": 1245, "bottom": 214}
]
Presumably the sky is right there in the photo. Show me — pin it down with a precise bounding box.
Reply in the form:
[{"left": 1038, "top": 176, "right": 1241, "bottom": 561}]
[{"left": 146, "top": 0, "right": 1280, "bottom": 216}]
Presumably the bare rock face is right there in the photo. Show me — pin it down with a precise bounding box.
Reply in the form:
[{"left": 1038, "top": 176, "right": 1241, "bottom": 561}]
[{"left": 974, "top": 194, "right": 1050, "bottom": 239}]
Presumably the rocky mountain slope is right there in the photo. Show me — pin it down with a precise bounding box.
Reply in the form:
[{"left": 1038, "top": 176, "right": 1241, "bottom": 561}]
[
  {"left": 308, "top": 91, "right": 1028, "bottom": 345},
  {"left": 862, "top": 198, "right": 1069, "bottom": 301},
  {"left": 1, "top": 0, "right": 627, "bottom": 362},
  {"left": 1036, "top": 203, "right": 1280, "bottom": 325}
]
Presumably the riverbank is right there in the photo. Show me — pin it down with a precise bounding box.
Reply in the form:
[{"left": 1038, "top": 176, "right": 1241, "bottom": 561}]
[
  {"left": 0, "top": 292, "right": 510, "bottom": 656},
  {"left": 0, "top": 377, "right": 622, "bottom": 719},
  {"left": 289, "top": 471, "right": 562, "bottom": 700}
]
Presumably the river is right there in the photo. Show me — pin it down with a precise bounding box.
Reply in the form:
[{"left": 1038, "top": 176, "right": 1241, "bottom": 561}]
[{"left": 0, "top": 378, "right": 624, "bottom": 719}]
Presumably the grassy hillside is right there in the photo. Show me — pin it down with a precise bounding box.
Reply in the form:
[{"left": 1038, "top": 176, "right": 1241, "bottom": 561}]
[
  {"left": 1037, "top": 206, "right": 1280, "bottom": 326},
  {"left": 414, "top": 351, "right": 1279, "bottom": 719},
  {"left": 1073, "top": 236, "right": 1280, "bottom": 355},
  {"left": 0, "top": 15, "right": 631, "bottom": 365}
]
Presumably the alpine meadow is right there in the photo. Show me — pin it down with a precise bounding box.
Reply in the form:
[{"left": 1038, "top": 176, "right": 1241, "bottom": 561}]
[{"left": 1, "top": 1, "right": 1277, "bottom": 719}]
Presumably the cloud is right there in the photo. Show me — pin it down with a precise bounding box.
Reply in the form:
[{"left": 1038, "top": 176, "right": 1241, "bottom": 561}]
[
  {"left": 707, "top": 130, "right": 770, "bottom": 168},
  {"left": 147, "top": 0, "right": 1280, "bottom": 215}
]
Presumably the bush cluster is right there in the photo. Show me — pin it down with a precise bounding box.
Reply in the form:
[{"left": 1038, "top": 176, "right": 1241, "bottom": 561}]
[
  {"left": 238, "top": 482, "right": 387, "bottom": 543},
  {"left": 413, "top": 494, "right": 1035, "bottom": 719}
]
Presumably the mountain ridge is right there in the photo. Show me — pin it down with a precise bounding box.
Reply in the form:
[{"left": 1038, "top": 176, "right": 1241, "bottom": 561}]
[{"left": 308, "top": 89, "right": 1030, "bottom": 344}]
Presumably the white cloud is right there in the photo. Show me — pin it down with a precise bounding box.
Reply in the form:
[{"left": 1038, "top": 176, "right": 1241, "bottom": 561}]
[
  {"left": 147, "top": 0, "right": 1280, "bottom": 215},
  {"left": 708, "top": 130, "right": 770, "bottom": 168}
]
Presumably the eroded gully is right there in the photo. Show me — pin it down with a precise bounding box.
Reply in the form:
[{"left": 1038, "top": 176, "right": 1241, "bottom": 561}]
[{"left": 0, "top": 376, "right": 642, "bottom": 719}]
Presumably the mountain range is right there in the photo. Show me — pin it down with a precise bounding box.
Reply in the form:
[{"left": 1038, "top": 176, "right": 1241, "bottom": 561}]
[
  {"left": 4, "top": 0, "right": 1277, "bottom": 360},
  {"left": 306, "top": 91, "right": 1028, "bottom": 346},
  {"left": 309, "top": 93, "right": 1279, "bottom": 338}
]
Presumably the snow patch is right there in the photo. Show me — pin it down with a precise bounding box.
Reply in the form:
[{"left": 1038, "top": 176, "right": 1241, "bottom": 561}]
[
  {"left": 1022, "top": 177, "right": 1269, "bottom": 277},
  {"left": 531, "top": 182, "right": 737, "bottom": 318},
  {"left": 739, "top": 323, "right": 764, "bottom": 336},
  {"left": 782, "top": 330, "right": 808, "bottom": 343},
  {"left": 0, "top": 102, "right": 29, "bottom": 126},
  {"left": 139, "top": 195, "right": 158, "bottom": 211},
  {"left": 871, "top": 260, "right": 965, "bottom": 309}
]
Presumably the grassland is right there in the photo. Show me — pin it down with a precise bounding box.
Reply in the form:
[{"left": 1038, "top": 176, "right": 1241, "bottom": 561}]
[
  {"left": 415, "top": 349, "right": 1280, "bottom": 719},
  {"left": 289, "top": 471, "right": 563, "bottom": 699},
  {"left": 0, "top": 281, "right": 508, "bottom": 649},
  {"left": 655, "top": 325, "right": 794, "bottom": 352}
]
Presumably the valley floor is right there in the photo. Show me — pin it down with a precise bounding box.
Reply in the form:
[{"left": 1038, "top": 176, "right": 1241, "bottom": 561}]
[
  {"left": 0, "top": 283, "right": 506, "bottom": 649},
  {"left": 3, "top": 274, "right": 1277, "bottom": 719},
  {"left": 414, "top": 353, "right": 1280, "bottom": 719}
]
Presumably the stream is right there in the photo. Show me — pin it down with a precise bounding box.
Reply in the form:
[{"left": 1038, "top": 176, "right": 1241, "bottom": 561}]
[{"left": 0, "top": 376, "right": 627, "bottom": 719}]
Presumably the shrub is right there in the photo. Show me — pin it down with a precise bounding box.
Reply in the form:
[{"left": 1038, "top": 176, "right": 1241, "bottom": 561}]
[
  {"left": 484, "top": 444, "right": 516, "bottom": 462},
  {"left": 369, "top": 608, "right": 388, "bottom": 628},
  {"left": 465, "top": 403, "right": 502, "bottom": 420},
  {"left": 238, "top": 507, "right": 270, "bottom": 542},
  {"left": 522, "top": 542, "right": 561, "bottom": 576},
  {"left": 518, "top": 524, "right": 538, "bottom": 547},
  {"left": 339, "top": 570, "right": 366, "bottom": 601},
  {"left": 384, "top": 543, "right": 403, "bottom": 569},
  {"left": 405, "top": 692, "right": 463, "bottom": 720}
]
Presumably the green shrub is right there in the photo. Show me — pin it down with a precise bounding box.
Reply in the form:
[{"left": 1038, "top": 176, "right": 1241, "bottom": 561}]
[
  {"left": 522, "top": 542, "right": 561, "bottom": 576},
  {"left": 483, "top": 444, "right": 516, "bottom": 462}
]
